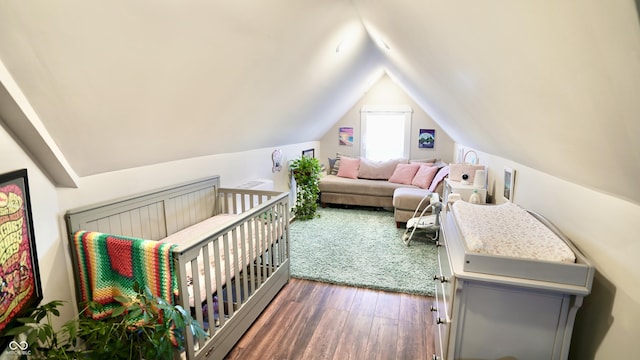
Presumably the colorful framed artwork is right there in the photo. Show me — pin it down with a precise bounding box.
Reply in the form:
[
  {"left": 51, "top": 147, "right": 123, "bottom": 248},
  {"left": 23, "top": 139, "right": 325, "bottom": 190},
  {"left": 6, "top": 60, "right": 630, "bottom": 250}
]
[
  {"left": 302, "top": 148, "right": 315, "bottom": 158},
  {"left": 0, "top": 169, "right": 43, "bottom": 349},
  {"left": 503, "top": 167, "right": 516, "bottom": 202},
  {"left": 339, "top": 127, "right": 353, "bottom": 146},
  {"left": 418, "top": 129, "right": 435, "bottom": 149}
]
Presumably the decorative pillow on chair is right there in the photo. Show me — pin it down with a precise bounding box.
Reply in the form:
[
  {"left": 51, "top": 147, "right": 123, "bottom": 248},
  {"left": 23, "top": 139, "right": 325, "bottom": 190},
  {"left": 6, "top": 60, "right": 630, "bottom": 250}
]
[
  {"left": 388, "top": 163, "right": 421, "bottom": 185},
  {"left": 411, "top": 164, "right": 439, "bottom": 189},
  {"left": 336, "top": 156, "right": 360, "bottom": 179}
]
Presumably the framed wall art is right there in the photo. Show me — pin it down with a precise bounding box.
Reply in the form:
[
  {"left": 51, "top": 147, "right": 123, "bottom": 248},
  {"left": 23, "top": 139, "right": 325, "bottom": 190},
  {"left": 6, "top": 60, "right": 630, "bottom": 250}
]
[
  {"left": 339, "top": 127, "right": 353, "bottom": 146},
  {"left": 302, "top": 148, "right": 315, "bottom": 158},
  {"left": 418, "top": 129, "right": 435, "bottom": 149},
  {"left": 0, "top": 169, "right": 43, "bottom": 349},
  {"left": 503, "top": 167, "right": 516, "bottom": 202}
]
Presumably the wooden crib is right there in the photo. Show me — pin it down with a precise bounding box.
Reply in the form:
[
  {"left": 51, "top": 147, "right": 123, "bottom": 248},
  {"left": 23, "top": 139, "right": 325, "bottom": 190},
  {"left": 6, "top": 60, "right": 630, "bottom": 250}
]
[{"left": 64, "top": 176, "right": 290, "bottom": 359}]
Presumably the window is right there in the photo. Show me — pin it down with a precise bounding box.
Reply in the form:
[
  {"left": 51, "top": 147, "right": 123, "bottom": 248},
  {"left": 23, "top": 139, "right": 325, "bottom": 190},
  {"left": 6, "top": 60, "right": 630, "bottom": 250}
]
[{"left": 360, "top": 105, "right": 412, "bottom": 161}]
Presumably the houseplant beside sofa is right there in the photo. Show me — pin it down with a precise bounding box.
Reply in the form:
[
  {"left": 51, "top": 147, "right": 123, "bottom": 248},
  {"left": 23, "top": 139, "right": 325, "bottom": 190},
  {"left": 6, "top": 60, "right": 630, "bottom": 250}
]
[{"left": 319, "top": 155, "right": 449, "bottom": 226}]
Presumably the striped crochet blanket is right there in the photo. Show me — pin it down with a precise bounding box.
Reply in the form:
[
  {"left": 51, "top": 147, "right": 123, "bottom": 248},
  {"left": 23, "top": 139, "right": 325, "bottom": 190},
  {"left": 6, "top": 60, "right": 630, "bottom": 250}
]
[{"left": 72, "top": 231, "right": 178, "bottom": 319}]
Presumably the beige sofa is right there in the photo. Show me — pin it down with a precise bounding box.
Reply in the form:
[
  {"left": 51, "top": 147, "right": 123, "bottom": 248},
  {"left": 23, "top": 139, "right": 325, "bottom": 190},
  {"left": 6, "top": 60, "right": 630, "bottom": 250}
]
[{"left": 319, "top": 155, "right": 448, "bottom": 227}]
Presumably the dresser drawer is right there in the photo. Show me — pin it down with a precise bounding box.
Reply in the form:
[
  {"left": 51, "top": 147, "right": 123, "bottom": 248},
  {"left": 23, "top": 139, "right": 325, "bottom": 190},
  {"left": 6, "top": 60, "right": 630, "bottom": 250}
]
[
  {"left": 434, "top": 283, "right": 450, "bottom": 360},
  {"left": 436, "top": 242, "right": 455, "bottom": 319},
  {"left": 433, "top": 284, "right": 445, "bottom": 360}
]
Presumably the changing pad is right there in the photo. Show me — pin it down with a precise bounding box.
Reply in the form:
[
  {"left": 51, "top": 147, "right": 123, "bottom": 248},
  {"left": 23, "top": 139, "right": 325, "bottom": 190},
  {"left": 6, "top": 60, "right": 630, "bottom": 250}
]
[{"left": 451, "top": 201, "right": 575, "bottom": 263}]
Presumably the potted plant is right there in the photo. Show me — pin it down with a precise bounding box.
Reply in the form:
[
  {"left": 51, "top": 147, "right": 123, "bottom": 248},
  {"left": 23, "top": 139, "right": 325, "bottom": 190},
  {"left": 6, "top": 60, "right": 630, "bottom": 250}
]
[
  {"left": 6, "top": 283, "right": 207, "bottom": 359},
  {"left": 289, "top": 155, "right": 322, "bottom": 220}
]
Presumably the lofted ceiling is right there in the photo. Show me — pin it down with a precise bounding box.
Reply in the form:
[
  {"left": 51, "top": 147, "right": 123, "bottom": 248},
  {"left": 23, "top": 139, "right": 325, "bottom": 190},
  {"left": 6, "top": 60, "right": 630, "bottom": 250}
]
[{"left": 0, "top": 1, "right": 639, "bottom": 204}]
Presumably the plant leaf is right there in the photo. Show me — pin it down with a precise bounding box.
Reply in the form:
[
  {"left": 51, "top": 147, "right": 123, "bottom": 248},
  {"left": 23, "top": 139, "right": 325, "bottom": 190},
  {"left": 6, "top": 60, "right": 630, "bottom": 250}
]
[
  {"left": 114, "top": 295, "right": 130, "bottom": 304},
  {"left": 5, "top": 325, "right": 31, "bottom": 336},
  {"left": 111, "top": 305, "right": 127, "bottom": 317}
]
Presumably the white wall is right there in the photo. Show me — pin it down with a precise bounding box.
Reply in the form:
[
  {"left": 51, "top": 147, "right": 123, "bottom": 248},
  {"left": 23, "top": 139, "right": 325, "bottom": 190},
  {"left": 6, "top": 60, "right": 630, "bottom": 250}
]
[
  {"left": 319, "top": 74, "right": 454, "bottom": 169},
  {"left": 56, "top": 142, "right": 317, "bottom": 211},
  {"left": 459, "top": 144, "right": 640, "bottom": 359},
  {"left": 0, "top": 125, "right": 75, "bottom": 335}
]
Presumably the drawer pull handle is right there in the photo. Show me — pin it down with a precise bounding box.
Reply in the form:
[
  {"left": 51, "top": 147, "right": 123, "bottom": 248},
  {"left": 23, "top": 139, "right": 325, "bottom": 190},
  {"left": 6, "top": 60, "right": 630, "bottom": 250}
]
[
  {"left": 430, "top": 305, "right": 437, "bottom": 312},
  {"left": 435, "top": 241, "right": 442, "bottom": 247},
  {"left": 432, "top": 355, "right": 440, "bottom": 360},
  {"left": 432, "top": 275, "right": 449, "bottom": 283},
  {"left": 436, "top": 317, "right": 448, "bottom": 325}
]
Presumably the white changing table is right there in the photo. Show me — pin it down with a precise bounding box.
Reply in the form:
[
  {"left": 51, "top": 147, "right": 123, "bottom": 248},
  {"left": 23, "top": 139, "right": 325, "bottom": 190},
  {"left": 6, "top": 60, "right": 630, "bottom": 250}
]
[{"left": 432, "top": 204, "right": 594, "bottom": 360}]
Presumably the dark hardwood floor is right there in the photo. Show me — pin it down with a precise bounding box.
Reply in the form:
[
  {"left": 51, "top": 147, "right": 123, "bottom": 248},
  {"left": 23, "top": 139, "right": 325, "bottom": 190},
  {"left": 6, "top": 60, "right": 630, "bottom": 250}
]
[{"left": 225, "top": 278, "right": 436, "bottom": 360}]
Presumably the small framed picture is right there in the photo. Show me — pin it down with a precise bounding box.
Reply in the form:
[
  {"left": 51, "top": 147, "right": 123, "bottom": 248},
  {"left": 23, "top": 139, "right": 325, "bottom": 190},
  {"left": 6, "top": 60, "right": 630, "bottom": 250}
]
[
  {"left": 339, "top": 127, "right": 353, "bottom": 146},
  {"left": 302, "top": 148, "right": 315, "bottom": 158},
  {"left": 503, "top": 167, "right": 515, "bottom": 202},
  {"left": 418, "top": 129, "right": 435, "bottom": 149}
]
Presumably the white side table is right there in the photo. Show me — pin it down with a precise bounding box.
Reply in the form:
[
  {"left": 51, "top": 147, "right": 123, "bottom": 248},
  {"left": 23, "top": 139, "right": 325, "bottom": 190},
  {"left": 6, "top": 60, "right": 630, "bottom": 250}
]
[{"left": 444, "top": 179, "right": 487, "bottom": 203}]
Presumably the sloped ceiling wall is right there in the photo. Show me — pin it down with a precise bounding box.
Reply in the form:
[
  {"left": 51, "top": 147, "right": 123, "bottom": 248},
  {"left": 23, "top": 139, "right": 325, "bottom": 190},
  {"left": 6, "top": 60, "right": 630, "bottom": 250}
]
[
  {"left": 355, "top": 0, "right": 640, "bottom": 204},
  {"left": 0, "top": 1, "right": 381, "bottom": 176},
  {"left": 0, "top": 1, "right": 639, "bottom": 203}
]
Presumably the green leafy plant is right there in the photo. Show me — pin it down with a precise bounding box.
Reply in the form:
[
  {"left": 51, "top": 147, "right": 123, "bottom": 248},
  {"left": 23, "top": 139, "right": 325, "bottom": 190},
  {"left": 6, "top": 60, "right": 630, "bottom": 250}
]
[
  {"left": 289, "top": 155, "right": 322, "bottom": 220},
  {"left": 6, "top": 283, "right": 207, "bottom": 359}
]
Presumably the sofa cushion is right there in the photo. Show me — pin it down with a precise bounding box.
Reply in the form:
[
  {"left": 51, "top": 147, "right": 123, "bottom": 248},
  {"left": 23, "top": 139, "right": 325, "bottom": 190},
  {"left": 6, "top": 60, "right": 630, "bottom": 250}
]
[
  {"left": 393, "top": 187, "right": 433, "bottom": 211},
  {"left": 358, "top": 158, "right": 405, "bottom": 180},
  {"left": 388, "top": 163, "right": 421, "bottom": 185},
  {"left": 319, "top": 175, "right": 415, "bottom": 197},
  {"left": 409, "top": 158, "right": 437, "bottom": 164},
  {"left": 337, "top": 156, "right": 360, "bottom": 179}
]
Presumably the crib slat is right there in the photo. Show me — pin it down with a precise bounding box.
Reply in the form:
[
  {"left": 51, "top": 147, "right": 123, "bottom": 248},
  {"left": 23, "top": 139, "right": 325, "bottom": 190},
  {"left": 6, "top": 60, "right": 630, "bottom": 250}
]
[
  {"left": 261, "top": 216, "right": 271, "bottom": 278},
  {"left": 174, "top": 255, "right": 194, "bottom": 359},
  {"left": 222, "top": 233, "right": 234, "bottom": 318},
  {"left": 276, "top": 204, "right": 284, "bottom": 265},
  {"left": 231, "top": 193, "right": 238, "bottom": 214},
  {"left": 242, "top": 193, "right": 248, "bottom": 213},
  {"left": 239, "top": 224, "right": 250, "bottom": 305},
  {"left": 187, "top": 258, "right": 202, "bottom": 357},
  {"left": 213, "top": 237, "right": 226, "bottom": 328},
  {"left": 283, "top": 203, "right": 290, "bottom": 262},
  {"left": 231, "top": 228, "right": 242, "bottom": 309},
  {"left": 254, "top": 218, "right": 263, "bottom": 285},
  {"left": 247, "top": 219, "right": 256, "bottom": 295},
  {"left": 190, "top": 259, "right": 203, "bottom": 326},
  {"left": 269, "top": 214, "right": 277, "bottom": 268},
  {"left": 200, "top": 243, "right": 215, "bottom": 343}
]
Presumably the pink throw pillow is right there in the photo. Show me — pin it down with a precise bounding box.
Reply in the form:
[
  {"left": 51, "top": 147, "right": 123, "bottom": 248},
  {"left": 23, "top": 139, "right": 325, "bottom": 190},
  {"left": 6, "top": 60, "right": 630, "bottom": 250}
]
[
  {"left": 336, "top": 156, "right": 360, "bottom": 179},
  {"left": 388, "top": 163, "right": 421, "bottom": 185},
  {"left": 411, "top": 164, "right": 439, "bottom": 189}
]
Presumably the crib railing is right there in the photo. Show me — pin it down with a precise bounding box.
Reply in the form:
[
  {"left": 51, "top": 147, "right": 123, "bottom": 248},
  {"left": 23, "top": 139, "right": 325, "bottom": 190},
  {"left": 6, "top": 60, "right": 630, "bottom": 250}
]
[{"left": 172, "top": 189, "right": 290, "bottom": 359}]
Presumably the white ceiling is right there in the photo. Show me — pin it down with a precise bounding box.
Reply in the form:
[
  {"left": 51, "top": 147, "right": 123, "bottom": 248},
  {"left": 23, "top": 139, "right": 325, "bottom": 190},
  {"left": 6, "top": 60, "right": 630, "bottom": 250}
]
[{"left": 1, "top": 1, "right": 639, "bottom": 204}]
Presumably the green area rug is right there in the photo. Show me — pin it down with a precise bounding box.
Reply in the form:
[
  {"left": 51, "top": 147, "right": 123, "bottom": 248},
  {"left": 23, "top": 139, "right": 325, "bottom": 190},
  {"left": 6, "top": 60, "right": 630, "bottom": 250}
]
[{"left": 289, "top": 207, "right": 437, "bottom": 296}]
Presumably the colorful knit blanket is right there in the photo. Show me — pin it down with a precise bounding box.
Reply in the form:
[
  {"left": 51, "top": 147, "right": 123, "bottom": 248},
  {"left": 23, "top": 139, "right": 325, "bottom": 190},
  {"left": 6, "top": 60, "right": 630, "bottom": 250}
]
[{"left": 72, "top": 231, "right": 178, "bottom": 319}]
